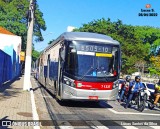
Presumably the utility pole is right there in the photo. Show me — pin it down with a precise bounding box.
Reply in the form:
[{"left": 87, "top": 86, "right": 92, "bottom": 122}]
[{"left": 23, "top": 0, "right": 35, "bottom": 90}]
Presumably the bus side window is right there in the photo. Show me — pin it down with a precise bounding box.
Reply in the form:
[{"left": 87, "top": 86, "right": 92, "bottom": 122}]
[
  {"left": 60, "top": 47, "right": 65, "bottom": 61},
  {"left": 66, "top": 44, "right": 76, "bottom": 74},
  {"left": 114, "top": 51, "right": 119, "bottom": 76},
  {"left": 59, "top": 43, "right": 66, "bottom": 70}
]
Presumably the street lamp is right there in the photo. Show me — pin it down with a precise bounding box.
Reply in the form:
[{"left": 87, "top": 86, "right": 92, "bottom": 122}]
[{"left": 23, "top": 0, "right": 35, "bottom": 90}]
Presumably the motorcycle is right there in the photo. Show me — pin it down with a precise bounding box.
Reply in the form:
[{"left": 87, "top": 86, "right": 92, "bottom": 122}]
[
  {"left": 147, "top": 92, "right": 160, "bottom": 110},
  {"left": 128, "top": 89, "right": 146, "bottom": 112},
  {"left": 118, "top": 86, "right": 129, "bottom": 103}
]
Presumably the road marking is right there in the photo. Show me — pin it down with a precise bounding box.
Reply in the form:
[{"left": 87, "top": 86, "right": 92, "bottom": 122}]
[
  {"left": 60, "top": 126, "right": 74, "bottom": 129},
  {"left": 86, "top": 121, "right": 109, "bottom": 129},
  {"left": 42, "top": 95, "right": 52, "bottom": 98},
  {"left": 30, "top": 80, "right": 40, "bottom": 129},
  {"left": 59, "top": 120, "right": 74, "bottom": 129},
  {"left": 123, "top": 126, "right": 139, "bottom": 129},
  {"left": 150, "top": 126, "right": 160, "bottom": 129},
  {"left": 108, "top": 108, "right": 160, "bottom": 116}
]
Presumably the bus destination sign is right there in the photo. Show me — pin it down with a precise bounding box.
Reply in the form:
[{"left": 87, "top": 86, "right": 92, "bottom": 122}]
[{"left": 77, "top": 45, "right": 112, "bottom": 53}]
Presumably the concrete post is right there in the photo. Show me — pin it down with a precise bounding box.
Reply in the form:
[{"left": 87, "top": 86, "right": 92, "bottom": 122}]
[{"left": 23, "top": 0, "right": 34, "bottom": 90}]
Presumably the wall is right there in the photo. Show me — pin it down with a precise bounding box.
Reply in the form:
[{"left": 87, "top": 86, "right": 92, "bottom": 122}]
[
  {"left": 0, "top": 50, "right": 12, "bottom": 85},
  {"left": 0, "top": 33, "right": 21, "bottom": 81}
]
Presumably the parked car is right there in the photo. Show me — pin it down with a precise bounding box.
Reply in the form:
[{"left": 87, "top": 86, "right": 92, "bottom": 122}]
[{"left": 141, "top": 82, "right": 155, "bottom": 101}]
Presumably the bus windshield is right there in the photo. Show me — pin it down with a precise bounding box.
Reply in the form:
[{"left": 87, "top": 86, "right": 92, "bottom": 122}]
[{"left": 65, "top": 41, "right": 120, "bottom": 79}]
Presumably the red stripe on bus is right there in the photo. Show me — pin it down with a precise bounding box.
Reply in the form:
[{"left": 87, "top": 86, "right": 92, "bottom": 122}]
[{"left": 75, "top": 81, "right": 113, "bottom": 90}]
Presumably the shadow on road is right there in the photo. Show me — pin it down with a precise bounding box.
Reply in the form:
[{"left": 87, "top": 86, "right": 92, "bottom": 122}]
[{"left": 56, "top": 100, "right": 113, "bottom": 109}]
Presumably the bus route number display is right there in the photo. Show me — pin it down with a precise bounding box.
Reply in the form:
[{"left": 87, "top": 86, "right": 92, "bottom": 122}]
[{"left": 77, "top": 45, "right": 112, "bottom": 53}]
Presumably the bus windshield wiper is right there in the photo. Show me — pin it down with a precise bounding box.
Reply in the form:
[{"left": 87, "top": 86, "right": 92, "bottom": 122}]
[
  {"left": 96, "top": 68, "right": 109, "bottom": 81},
  {"left": 80, "top": 66, "right": 94, "bottom": 81}
]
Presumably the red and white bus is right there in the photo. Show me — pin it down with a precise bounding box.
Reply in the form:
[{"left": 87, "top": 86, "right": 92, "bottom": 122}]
[{"left": 36, "top": 32, "right": 121, "bottom": 101}]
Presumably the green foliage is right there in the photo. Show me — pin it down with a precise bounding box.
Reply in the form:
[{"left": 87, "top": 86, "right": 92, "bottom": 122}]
[
  {"left": 149, "top": 56, "right": 160, "bottom": 77},
  {"left": 148, "top": 68, "right": 157, "bottom": 75},
  {"left": 74, "top": 18, "right": 160, "bottom": 74},
  {"left": 32, "top": 49, "right": 40, "bottom": 61},
  {"left": 0, "top": 0, "right": 46, "bottom": 51}
]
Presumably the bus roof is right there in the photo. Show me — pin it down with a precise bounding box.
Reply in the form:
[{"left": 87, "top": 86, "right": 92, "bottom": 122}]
[
  {"left": 44, "top": 32, "right": 120, "bottom": 52},
  {"left": 61, "top": 32, "right": 119, "bottom": 45}
]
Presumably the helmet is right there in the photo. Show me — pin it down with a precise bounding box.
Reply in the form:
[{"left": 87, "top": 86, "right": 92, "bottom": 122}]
[
  {"left": 126, "top": 75, "right": 131, "bottom": 82},
  {"left": 135, "top": 75, "right": 141, "bottom": 81}
]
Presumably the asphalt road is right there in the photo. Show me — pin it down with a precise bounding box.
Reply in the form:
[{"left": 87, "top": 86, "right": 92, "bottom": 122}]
[{"left": 31, "top": 77, "right": 160, "bottom": 129}]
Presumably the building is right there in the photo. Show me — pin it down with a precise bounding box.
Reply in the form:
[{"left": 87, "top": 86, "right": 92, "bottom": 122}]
[{"left": 0, "top": 27, "right": 21, "bottom": 85}]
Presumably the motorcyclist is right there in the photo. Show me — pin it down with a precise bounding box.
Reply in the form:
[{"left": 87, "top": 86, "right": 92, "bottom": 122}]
[
  {"left": 118, "top": 75, "right": 132, "bottom": 103},
  {"left": 154, "top": 79, "right": 160, "bottom": 106},
  {"left": 125, "top": 75, "right": 144, "bottom": 108}
]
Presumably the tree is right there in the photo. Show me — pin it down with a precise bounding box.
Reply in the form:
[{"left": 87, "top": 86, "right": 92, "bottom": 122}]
[
  {"left": 149, "top": 56, "right": 160, "bottom": 77},
  {"left": 74, "top": 18, "right": 160, "bottom": 74},
  {"left": 32, "top": 49, "right": 40, "bottom": 61},
  {"left": 0, "top": 0, "right": 46, "bottom": 51}
]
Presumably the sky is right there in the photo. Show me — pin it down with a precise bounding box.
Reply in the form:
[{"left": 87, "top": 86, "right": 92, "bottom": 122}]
[{"left": 34, "top": 0, "right": 160, "bottom": 52}]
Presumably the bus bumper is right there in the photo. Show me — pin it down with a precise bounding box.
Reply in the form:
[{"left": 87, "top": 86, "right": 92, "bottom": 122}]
[{"left": 61, "top": 85, "right": 119, "bottom": 101}]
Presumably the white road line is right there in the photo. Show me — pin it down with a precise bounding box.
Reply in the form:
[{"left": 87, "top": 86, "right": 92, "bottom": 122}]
[
  {"left": 86, "top": 121, "right": 109, "bottom": 129},
  {"left": 60, "top": 126, "right": 74, "bottom": 129},
  {"left": 42, "top": 95, "right": 52, "bottom": 98},
  {"left": 85, "top": 121, "right": 139, "bottom": 129},
  {"left": 95, "top": 126, "right": 109, "bottom": 129},
  {"left": 123, "top": 126, "right": 139, "bottom": 129},
  {"left": 150, "top": 126, "right": 160, "bottom": 129},
  {"left": 108, "top": 108, "right": 160, "bottom": 116},
  {"left": 122, "top": 123, "right": 160, "bottom": 129},
  {"left": 30, "top": 80, "right": 40, "bottom": 129},
  {"left": 59, "top": 121, "right": 74, "bottom": 129}
]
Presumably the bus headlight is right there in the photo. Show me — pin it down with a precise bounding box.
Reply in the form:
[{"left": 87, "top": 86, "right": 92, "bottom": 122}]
[
  {"left": 113, "top": 81, "right": 119, "bottom": 89},
  {"left": 63, "top": 77, "right": 76, "bottom": 87}
]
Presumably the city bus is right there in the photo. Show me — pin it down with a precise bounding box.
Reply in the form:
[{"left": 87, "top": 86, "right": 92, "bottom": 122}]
[{"left": 36, "top": 32, "right": 121, "bottom": 101}]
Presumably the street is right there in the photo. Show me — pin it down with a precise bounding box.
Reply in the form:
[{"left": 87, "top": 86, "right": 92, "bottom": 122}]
[
  {"left": 31, "top": 77, "right": 160, "bottom": 129},
  {"left": 1, "top": 1, "right": 160, "bottom": 129}
]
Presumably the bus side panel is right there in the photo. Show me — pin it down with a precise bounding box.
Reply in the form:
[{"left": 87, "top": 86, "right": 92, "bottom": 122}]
[
  {"left": 38, "top": 53, "right": 46, "bottom": 86},
  {"left": 44, "top": 43, "right": 61, "bottom": 94}
]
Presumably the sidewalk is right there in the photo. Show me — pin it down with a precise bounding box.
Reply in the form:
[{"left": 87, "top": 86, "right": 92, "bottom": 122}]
[{"left": 0, "top": 75, "right": 33, "bottom": 129}]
